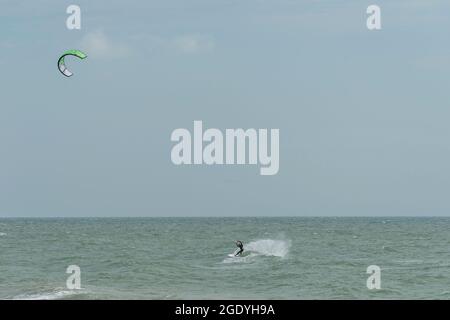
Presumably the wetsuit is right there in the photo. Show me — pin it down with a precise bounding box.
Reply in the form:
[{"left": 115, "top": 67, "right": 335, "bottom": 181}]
[{"left": 235, "top": 241, "right": 244, "bottom": 256}]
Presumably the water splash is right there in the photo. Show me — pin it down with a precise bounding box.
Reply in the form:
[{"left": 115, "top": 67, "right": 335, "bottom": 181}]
[
  {"left": 223, "top": 239, "right": 290, "bottom": 263},
  {"left": 245, "top": 239, "right": 290, "bottom": 258}
]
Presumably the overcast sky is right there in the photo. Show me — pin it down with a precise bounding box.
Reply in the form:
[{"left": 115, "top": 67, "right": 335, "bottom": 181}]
[{"left": 1, "top": 0, "right": 450, "bottom": 217}]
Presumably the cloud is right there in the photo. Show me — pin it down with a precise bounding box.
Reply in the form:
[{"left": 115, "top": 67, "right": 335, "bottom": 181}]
[
  {"left": 172, "top": 34, "right": 215, "bottom": 54},
  {"left": 80, "top": 30, "right": 132, "bottom": 59},
  {"left": 128, "top": 33, "right": 215, "bottom": 55}
]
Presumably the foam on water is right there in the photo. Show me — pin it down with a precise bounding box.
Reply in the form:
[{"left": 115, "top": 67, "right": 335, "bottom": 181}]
[{"left": 11, "top": 289, "right": 84, "bottom": 300}]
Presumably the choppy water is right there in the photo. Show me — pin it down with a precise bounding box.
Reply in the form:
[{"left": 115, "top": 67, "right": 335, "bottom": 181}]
[{"left": 0, "top": 217, "right": 449, "bottom": 299}]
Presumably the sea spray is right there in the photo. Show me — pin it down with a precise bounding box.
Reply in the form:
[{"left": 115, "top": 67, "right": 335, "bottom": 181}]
[{"left": 245, "top": 239, "right": 291, "bottom": 258}]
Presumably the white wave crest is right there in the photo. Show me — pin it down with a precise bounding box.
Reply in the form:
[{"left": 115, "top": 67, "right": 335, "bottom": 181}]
[{"left": 11, "top": 290, "right": 82, "bottom": 300}]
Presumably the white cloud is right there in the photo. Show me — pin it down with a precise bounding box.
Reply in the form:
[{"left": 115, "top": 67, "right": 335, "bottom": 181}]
[
  {"left": 80, "top": 31, "right": 132, "bottom": 59},
  {"left": 126, "top": 33, "right": 216, "bottom": 55},
  {"left": 172, "top": 34, "right": 215, "bottom": 54}
]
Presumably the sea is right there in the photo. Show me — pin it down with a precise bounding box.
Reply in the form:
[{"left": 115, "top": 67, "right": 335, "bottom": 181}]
[{"left": 0, "top": 217, "right": 449, "bottom": 300}]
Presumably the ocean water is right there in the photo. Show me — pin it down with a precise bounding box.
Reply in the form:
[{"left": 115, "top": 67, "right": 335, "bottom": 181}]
[{"left": 0, "top": 217, "right": 449, "bottom": 300}]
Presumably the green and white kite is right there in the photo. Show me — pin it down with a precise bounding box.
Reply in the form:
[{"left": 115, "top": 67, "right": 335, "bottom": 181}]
[{"left": 58, "top": 50, "right": 87, "bottom": 77}]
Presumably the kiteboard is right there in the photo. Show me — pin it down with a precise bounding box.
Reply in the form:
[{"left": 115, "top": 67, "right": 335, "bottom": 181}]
[{"left": 227, "top": 250, "right": 248, "bottom": 258}]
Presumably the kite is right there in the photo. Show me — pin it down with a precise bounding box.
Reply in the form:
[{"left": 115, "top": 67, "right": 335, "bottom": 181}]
[{"left": 57, "top": 50, "right": 87, "bottom": 77}]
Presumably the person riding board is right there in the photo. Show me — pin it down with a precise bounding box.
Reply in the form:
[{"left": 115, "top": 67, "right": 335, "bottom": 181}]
[{"left": 235, "top": 240, "right": 244, "bottom": 256}]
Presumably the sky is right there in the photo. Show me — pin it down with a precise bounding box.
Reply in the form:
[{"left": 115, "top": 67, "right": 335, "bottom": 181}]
[{"left": 1, "top": 0, "right": 450, "bottom": 217}]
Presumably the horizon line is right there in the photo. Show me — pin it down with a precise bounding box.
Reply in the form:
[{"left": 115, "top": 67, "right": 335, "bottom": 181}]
[{"left": 0, "top": 215, "right": 448, "bottom": 219}]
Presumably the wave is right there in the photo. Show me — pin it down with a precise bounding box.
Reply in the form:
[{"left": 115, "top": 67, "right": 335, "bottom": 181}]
[
  {"left": 10, "top": 289, "right": 84, "bottom": 300},
  {"left": 222, "top": 239, "right": 290, "bottom": 263},
  {"left": 0, "top": 232, "right": 6, "bottom": 236}
]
